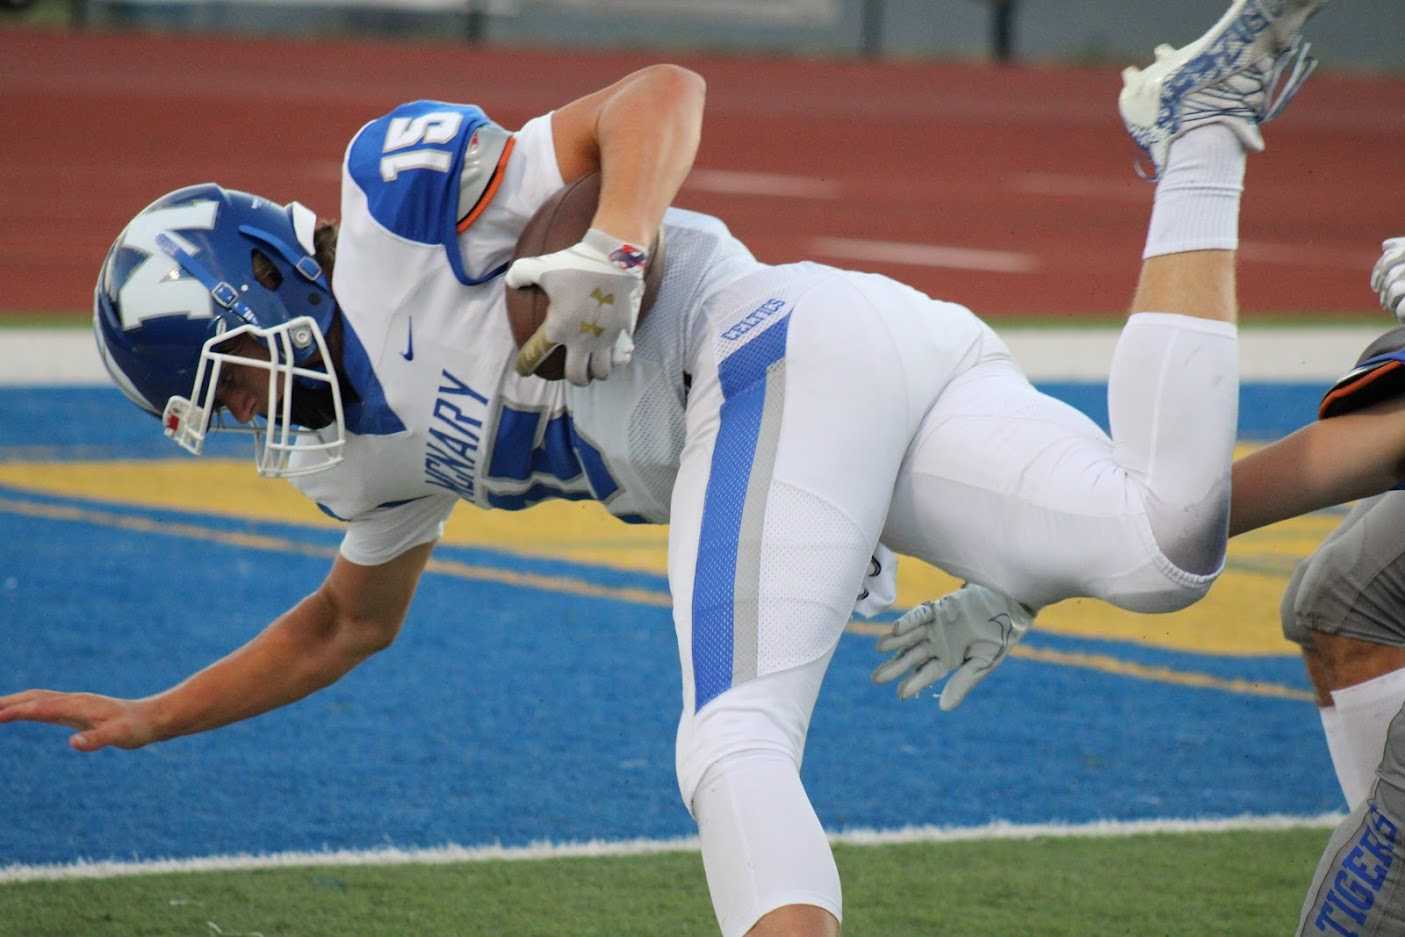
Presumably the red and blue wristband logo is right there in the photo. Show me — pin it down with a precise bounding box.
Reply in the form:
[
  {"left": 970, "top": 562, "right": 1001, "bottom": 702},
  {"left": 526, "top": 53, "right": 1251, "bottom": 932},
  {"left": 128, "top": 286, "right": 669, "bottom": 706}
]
[{"left": 609, "top": 243, "right": 648, "bottom": 271}]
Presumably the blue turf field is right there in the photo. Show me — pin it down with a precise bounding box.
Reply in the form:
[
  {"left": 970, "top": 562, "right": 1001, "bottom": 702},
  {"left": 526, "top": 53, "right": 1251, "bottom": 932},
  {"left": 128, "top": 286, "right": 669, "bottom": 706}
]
[{"left": 0, "top": 385, "right": 1341, "bottom": 867}]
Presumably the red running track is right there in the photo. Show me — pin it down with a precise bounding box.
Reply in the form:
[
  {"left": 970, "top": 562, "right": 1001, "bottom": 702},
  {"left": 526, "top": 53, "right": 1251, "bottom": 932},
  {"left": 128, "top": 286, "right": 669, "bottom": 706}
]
[{"left": 2, "top": 28, "right": 1403, "bottom": 320}]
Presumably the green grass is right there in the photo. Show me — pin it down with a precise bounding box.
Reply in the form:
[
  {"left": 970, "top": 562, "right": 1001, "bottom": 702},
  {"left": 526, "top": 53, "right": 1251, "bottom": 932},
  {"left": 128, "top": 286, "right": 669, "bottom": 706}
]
[
  {"left": 0, "top": 0, "right": 78, "bottom": 30},
  {"left": 0, "top": 828, "right": 1329, "bottom": 937}
]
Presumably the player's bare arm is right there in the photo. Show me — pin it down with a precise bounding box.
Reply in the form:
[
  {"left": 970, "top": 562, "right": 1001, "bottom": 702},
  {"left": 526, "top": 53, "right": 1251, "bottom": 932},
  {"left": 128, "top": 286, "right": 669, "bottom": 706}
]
[
  {"left": 1230, "top": 389, "right": 1405, "bottom": 536},
  {"left": 0, "top": 543, "right": 433, "bottom": 752},
  {"left": 508, "top": 64, "right": 705, "bottom": 384},
  {"left": 549, "top": 63, "right": 705, "bottom": 244}
]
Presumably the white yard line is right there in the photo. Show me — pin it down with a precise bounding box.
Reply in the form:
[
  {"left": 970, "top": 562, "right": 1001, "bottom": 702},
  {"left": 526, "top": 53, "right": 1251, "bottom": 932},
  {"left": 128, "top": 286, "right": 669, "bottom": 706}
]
[
  {"left": 998, "top": 325, "right": 1383, "bottom": 382},
  {"left": 0, "top": 325, "right": 1384, "bottom": 385},
  {"left": 0, "top": 813, "right": 1342, "bottom": 884},
  {"left": 1, "top": 329, "right": 107, "bottom": 386},
  {"left": 685, "top": 169, "right": 841, "bottom": 199}
]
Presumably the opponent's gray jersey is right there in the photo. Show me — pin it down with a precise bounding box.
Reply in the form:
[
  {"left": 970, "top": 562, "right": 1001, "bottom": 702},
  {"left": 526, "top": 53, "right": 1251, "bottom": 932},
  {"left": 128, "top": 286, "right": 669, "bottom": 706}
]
[{"left": 287, "top": 105, "right": 759, "bottom": 564}]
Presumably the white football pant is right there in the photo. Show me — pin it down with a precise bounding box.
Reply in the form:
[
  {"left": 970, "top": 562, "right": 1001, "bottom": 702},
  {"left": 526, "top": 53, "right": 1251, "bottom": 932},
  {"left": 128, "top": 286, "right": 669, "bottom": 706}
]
[{"left": 668, "top": 262, "right": 1238, "bottom": 936}]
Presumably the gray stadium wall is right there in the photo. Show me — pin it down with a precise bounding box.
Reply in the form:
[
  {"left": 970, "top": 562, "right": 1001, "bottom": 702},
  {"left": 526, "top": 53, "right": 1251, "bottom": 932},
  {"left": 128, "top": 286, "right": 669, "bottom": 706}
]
[{"left": 82, "top": 0, "right": 1405, "bottom": 72}]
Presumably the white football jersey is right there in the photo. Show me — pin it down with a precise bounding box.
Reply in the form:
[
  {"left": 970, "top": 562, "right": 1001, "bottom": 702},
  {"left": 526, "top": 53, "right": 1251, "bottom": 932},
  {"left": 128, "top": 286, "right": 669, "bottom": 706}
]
[{"left": 288, "top": 100, "right": 760, "bottom": 565}]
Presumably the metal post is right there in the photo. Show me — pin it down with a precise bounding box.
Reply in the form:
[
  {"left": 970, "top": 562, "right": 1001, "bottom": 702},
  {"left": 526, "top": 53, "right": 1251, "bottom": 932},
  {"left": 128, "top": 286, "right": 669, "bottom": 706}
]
[
  {"left": 860, "top": 0, "right": 884, "bottom": 59},
  {"left": 992, "top": 0, "right": 1017, "bottom": 64},
  {"left": 464, "top": 0, "right": 485, "bottom": 42}
]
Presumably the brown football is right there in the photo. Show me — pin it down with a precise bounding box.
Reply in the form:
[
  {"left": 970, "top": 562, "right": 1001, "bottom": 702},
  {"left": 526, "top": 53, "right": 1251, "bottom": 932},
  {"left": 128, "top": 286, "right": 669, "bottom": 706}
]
[{"left": 505, "top": 171, "right": 665, "bottom": 381}]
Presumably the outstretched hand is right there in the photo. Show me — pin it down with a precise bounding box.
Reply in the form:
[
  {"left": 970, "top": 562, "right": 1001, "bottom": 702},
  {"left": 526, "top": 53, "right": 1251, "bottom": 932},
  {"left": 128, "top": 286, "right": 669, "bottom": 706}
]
[
  {"left": 0, "top": 689, "right": 157, "bottom": 752},
  {"left": 872, "top": 583, "right": 1036, "bottom": 711}
]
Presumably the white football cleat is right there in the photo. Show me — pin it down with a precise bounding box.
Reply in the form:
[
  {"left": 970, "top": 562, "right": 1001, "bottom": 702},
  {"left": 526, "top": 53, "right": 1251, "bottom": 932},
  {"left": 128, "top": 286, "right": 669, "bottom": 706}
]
[{"left": 1119, "top": 0, "right": 1327, "bottom": 178}]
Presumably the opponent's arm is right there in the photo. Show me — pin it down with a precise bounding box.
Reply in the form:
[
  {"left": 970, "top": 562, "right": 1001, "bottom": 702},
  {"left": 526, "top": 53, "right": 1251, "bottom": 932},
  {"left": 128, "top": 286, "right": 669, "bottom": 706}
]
[
  {"left": 0, "top": 543, "right": 433, "bottom": 751},
  {"left": 1230, "top": 394, "right": 1405, "bottom": 537},
  {"left": 507, "top": 65, "right": 705, "bottom": 385},
  {"left": 1232, "top": 236, "right": 1405, "bottom": 536}
]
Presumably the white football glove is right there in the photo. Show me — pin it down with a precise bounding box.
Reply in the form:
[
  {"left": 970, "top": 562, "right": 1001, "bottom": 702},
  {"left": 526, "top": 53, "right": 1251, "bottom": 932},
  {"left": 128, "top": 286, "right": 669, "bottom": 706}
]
[
  {"left": 872, "top": 583, "right": 1035, "bottom": 711},
  {"left": 507, "top": 228, "right": 647, "bottom": 386},
  {"left": 1372, "top": 237, "right": 1405, "bottom": 323}
]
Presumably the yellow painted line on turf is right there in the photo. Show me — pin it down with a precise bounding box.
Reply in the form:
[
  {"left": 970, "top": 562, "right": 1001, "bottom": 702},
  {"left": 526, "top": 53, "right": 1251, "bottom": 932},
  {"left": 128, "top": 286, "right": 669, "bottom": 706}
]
[
  {"left": 1, "top": 493, "right": 1314, "bottom": 703},
  {"left": 1010, "top": 646, "right": 1313, "bottom": 702},
  {"left": 0, "top": 495, "right": 669, "bottom": 610},
  {"left": 0, "top": 456, "right": 1341, "bottom": 656},
  {"left": 0, "top": 496, "right": 336, "bottom": 558},
  {"left": 0, "top": 460, "right": 671, "bottom": 572},
  {"left": 425, "top": 554, "right": 670, "bottom": 608},
  {"left": 846, "top": 619, "right": 1313, "bottom": 702}
]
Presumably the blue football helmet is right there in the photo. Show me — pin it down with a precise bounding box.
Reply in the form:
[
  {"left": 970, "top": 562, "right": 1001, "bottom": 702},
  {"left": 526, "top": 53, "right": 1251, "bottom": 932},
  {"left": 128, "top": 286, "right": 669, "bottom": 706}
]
[{"left": 93, "top": 183, "right": 346, "bottom": 477}]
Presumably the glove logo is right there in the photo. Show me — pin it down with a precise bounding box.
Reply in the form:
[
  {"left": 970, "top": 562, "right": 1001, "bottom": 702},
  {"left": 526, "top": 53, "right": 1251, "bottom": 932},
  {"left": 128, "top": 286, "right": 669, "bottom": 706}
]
[
  {"left": 608, "top": 244, "right": 647, "bottom": 270},
  {"left": 578, "top": 321, "right": 605, "bottom": 338},
  {"left": 988, "top": 613, "right": 1016, "bottom": 659},
  {"left": 589, "top": 287, "right": 615, "bottom": 309}
]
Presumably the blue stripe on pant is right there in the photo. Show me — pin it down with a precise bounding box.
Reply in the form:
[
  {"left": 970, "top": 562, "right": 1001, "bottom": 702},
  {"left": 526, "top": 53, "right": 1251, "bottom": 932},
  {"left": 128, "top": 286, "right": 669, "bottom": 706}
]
[{"left": 692, "top": 315, "right": 791, "bottom": 711}]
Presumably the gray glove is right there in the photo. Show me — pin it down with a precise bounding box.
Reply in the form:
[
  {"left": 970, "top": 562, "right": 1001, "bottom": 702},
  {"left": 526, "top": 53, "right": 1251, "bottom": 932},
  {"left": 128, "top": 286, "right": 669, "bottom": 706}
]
[{"left": 872, "top": 583, "right": 1035, "bottom": 711}]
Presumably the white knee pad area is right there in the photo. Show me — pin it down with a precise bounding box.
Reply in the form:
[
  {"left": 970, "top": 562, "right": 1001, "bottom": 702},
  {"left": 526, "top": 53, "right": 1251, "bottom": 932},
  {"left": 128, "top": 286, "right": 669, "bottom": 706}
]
[
  {"left": 693, "top": 750, "right": 842, "bottom": 937},
  {"left": 1108, "top": 312, "right": 1237, "bottom": 583}
]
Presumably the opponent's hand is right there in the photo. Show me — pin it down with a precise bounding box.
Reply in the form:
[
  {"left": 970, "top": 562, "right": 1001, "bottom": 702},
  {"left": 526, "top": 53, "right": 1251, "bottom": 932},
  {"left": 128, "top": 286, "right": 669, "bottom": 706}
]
[
  {"left": 871, "top": 583, "right": 1035, "bottom": 711},
  {"left": 0, "top": 689, "right": 158, "bottom": 751},
  {"left": 507, "top": 228, "right": 648, "bottom": 386},
  {"left": 1373, "top": 237, "right": 1405, "bottom": 322}
]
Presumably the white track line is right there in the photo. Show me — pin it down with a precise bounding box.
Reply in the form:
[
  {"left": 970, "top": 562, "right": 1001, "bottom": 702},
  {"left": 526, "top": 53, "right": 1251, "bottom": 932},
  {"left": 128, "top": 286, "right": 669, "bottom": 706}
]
[
  {"left": 1012, "top": 171, "right": 1149, "bottom": 204},
  {"left": 812, "top": 236, "right": 1040, "bottom": 273},
  {"left": 685, "top": 169, "right": 841, "bottom": 199},
  {"left": 1240, "top": 240, "right": 1382, "bottom": 271},
  {"left": 0, "top": 813, "right": 1342, "bottom": 884}
]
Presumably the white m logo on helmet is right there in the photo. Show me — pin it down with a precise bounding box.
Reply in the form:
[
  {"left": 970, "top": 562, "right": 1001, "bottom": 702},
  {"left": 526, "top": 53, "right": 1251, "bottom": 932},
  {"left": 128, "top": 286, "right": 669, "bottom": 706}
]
[{"left": 116, "top": 201, "right": 220, "bottom": 331}]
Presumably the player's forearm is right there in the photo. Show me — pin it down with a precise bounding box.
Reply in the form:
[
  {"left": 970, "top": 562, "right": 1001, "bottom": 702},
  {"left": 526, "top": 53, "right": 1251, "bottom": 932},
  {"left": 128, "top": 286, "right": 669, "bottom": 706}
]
[
  {"left": 1230, "top": 407, "right": 1405, "bottom": 536},
  {"left": 139, "top": 589, "right": 387, "bottom": 742},
  {"left": 591, "top": 64, "right": 704, "bottom": 244}
]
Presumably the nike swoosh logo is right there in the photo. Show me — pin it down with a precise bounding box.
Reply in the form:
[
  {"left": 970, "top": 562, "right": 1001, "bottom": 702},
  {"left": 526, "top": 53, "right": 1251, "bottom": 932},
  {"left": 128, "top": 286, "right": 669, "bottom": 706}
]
[{"left": 401, "top": 317, "right": 414, "bottom": 361}]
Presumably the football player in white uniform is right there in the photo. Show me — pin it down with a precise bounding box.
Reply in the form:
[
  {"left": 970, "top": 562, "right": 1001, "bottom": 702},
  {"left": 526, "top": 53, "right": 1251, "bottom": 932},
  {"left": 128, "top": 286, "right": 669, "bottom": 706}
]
[{"left": 0, "top": 2, "right": 1328, "bottom": 934}]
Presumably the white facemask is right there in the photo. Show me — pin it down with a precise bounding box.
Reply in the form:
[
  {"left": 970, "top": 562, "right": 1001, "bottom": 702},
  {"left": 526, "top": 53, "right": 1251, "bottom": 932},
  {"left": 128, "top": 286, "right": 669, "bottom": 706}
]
[{"left": 162, "top": 316, "right": 346, "bottom": 478}]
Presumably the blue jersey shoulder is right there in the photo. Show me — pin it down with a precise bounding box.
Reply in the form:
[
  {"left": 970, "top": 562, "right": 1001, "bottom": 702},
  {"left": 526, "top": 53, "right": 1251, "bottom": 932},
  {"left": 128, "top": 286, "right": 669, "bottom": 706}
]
[{"left": 347, "top": 100, "right": 496, "bottom": 284}]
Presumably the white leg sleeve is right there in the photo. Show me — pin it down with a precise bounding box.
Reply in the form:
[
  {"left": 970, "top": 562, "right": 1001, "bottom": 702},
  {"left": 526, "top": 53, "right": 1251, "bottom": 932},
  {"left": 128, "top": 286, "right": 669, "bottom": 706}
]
[
  {"left": 694, "top": 750, "right": 842, "bottom": 937},
  {"left": 1330, "top": 668, "right": 1405, "bottom": 809},
  {"left": 883, "top": 313, "right": 1237, "bottom": 612},
  {"left": 1319, "top": 705, "right": 1368, "bottom": 810}
]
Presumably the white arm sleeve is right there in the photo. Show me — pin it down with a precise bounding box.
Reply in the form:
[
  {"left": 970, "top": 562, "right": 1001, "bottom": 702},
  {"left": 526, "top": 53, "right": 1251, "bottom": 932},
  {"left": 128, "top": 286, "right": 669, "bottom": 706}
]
[{"left": 337, "top": 493, "right": 458, "bottom": 567}]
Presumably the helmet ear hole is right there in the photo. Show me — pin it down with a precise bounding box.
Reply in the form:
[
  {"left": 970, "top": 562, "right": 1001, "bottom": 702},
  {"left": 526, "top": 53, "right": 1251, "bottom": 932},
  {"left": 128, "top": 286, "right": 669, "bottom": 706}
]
[{"left": 250, "top": 249, "right": 283, "bottom": 290}]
